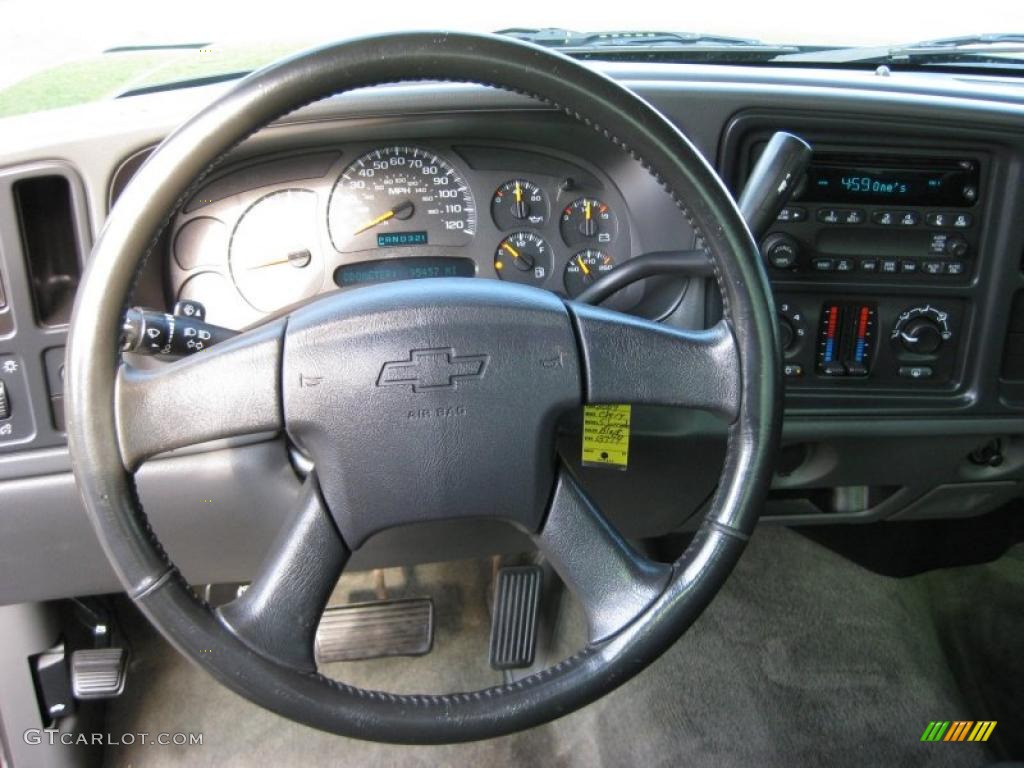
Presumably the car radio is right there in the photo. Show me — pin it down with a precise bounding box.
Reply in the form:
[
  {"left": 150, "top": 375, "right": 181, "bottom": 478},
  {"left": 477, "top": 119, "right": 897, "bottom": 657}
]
[{"left": 759, "top": 153, "right": 981, "bottom": 282}]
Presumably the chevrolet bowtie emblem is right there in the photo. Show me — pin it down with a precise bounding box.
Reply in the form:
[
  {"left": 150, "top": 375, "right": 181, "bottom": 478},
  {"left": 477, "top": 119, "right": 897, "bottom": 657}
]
[{"left": 377, "top": 348, "right": 489, "bottom": 392}]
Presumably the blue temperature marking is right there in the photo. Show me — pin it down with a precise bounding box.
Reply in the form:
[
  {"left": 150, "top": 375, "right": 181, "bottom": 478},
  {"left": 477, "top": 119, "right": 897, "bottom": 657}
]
[
  {"left": 855, "top": 339, "right": 866, "bottom": 363},
  {"left": 824, "top": 339, "right": 835, "bottom": 362}
]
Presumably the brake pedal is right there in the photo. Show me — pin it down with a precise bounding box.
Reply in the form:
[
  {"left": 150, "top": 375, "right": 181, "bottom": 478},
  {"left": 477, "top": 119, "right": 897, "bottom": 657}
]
[
  {"left": 71, "top": 648, "right": 127, "bottom": 699},
  {"left": 315, "top": 598, "right": 433, "bottom": 664},
  {"left": 489, "top": 565, "right": 543, "bottom": 670}
]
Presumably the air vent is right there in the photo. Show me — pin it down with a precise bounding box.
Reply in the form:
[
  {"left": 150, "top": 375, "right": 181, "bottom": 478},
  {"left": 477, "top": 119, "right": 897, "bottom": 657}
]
[
  {"left": 13, "top": 175, "right": 83, "bottom": 326},
  {"left": 1000, "top": 290, "right": 1024, "bottom": 381}
]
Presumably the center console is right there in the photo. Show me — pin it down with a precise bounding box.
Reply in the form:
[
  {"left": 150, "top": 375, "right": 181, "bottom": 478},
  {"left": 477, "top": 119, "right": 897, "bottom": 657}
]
[{"left": 722, "top": 116, "right": 994, "bottom": 400}]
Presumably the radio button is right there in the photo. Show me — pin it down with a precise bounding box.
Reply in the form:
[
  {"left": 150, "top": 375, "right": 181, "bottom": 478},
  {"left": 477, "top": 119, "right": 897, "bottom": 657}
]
[
  {"left": 922, "top": 260, "right": 944, "bottom": 275},
  {"left": 861, "top": 259, "right": 879, "bottom": 273},
  {"left": 929, "top": 233, "right": 950, "bottom": 254},
  {"left": 897, "top": 211, "right": 920, "bottom": 226},
  {"left": 816, "top": 208, "right": 841, "bottom": 225},
  {"left": 946, "top": 261, "right": 966, "bottom": 276},
  {"left": 926, "top": 212, "right": 951, "bottom": 227},
  {"left": 843, "top": 209, "right": 865, "bottom": 225},
  {"left": 835, "top": 258, "right": 855, "bottom": 272},
  {"left": 880, "top": 259, "right": 899, "bottom": 274},
  {"left": 900, "top": 260, "right": 919, "bottom": 274},
  {"left": 871, "top": 210, "right": 896, "bottom": 226},
  {"left": 963, "top": 185, "right": 978, "bottom": 203},
  {"left": 777, "top": 207, "right": 807, "bottom": 223},
  {"left": 812, "top": 258, "right": 835, "bottom": 272},
  {"left": 953, "top": 213, "right": 972, "bottom": 228}
]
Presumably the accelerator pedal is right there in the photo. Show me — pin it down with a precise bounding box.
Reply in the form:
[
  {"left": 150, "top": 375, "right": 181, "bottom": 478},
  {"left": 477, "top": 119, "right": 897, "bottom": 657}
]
[
  {"left": 71, "top": 648, "right": 127, "bottom": 699},
  {"left": 315, "top": 598, "right": 434, "bottom": 664},
  {"left": 489, "top": 565, "right": 543, "bottom": 670}
]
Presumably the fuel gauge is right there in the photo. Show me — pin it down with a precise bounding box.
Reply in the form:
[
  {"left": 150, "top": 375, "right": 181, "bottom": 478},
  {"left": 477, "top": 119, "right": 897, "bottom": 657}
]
[{"left": 494, "top": 232, "right": 553, "bottom": 285}]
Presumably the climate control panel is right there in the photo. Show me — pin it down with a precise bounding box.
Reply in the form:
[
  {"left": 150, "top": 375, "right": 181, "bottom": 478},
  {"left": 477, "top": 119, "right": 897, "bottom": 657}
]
[{"left": 776, "top": 295, "right": 962, "bottom": 387}]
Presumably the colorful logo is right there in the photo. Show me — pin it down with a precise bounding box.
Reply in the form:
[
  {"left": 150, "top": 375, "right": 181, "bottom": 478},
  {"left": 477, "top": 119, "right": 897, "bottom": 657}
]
[{"left": 921, "top": 721, "right": 997, "bottom": 742}]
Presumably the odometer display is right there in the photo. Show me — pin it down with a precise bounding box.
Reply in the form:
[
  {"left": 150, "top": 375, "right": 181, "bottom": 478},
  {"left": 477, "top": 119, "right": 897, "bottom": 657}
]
[
  {"left": 328, "top": 146, "right": 477, "bottom": 252},
  {"left": 334, "top": 257, "right": 475, "bottom": 287}
]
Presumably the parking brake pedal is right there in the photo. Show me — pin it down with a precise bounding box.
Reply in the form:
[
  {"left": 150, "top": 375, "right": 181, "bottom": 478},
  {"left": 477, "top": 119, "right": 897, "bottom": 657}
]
[
  {"left": 489, "top": 565, "right": 543, "bottom": 670},
  {"left": 315, "top": 598, "right": 433, "bottom": 664},
  {"left": 71, "top": 648, "right": 127, "bottom": 699}
]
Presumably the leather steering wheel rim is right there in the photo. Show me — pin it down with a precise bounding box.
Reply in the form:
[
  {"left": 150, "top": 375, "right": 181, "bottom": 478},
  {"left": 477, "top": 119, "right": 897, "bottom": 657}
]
[{"left": 66, "top": 31, "right": 780, "bottom": 743}]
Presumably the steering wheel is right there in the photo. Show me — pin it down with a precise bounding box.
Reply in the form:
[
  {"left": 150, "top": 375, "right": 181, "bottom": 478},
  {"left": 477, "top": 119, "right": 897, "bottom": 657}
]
[{"left": 66, "top": 32, "right": 780, "bottom": 743}]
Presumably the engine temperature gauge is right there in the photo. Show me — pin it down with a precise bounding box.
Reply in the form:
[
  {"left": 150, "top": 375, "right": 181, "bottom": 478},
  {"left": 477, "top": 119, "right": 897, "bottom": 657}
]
[
  {"left": 491, "top": 179, "right": 548, "bottom": 229},
  {"left": 494, "top": 232, "right": 553, "bottom": 286},
  {"left": 564, "top": 249, "right": 615, "bottom": 296}
]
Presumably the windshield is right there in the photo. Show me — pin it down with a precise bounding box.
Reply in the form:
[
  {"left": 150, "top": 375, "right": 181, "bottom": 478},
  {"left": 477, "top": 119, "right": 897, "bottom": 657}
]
[{"left": 1, "top": 0, "right": 1020, "bottom": 118}]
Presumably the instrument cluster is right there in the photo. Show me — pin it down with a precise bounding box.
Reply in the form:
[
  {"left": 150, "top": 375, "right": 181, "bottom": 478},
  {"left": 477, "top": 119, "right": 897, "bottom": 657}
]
[{"left": 168, "top": 143, "right": 635, "bottom": 329}]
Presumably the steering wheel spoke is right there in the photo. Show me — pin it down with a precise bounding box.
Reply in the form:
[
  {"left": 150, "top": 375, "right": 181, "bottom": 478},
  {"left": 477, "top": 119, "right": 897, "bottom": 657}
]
[
  {"left": 568, "top": 303, "right": 740, "bottom": 420},
  {"left": 216, "top": 474, "right": 348, "bottom": 673},
  {"left": 115, "top": 319, "right": 286, "bottom": 470},
  {"left": 535, "top": 467, "right": 671, "bottom": 644}
]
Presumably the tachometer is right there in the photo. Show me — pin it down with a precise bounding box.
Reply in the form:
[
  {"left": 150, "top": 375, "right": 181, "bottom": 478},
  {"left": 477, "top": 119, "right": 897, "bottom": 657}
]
[
  {"left": 228, "top": 188, "right": 323, "bottom": 313},
  {"left": 328, "top": 146, "right": 477, "bottom": 252}
]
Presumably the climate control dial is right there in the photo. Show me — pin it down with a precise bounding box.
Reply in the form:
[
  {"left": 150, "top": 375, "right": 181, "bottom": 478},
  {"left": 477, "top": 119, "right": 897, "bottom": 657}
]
[{"left": 891, "top": 305, "right": 953, "bottom": 355}]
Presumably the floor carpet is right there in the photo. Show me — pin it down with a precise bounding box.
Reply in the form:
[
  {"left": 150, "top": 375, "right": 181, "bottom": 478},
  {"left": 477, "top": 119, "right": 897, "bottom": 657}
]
[{"left": 103, "top": 525, "right": 1023, "bottom": 767}]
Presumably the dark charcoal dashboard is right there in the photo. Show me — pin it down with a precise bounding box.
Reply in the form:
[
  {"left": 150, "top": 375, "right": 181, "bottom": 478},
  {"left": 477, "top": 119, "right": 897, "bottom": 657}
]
[{"left": 1, "top": 64, "right": 1024, "bottom": 603}]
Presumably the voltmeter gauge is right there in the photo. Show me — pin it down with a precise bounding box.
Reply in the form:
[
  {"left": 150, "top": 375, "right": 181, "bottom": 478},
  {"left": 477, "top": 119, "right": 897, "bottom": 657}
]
[
  {"left": 491, "top": 179, "right": 548, "bottom": 229},
  {"left": 560, "top": 197, "right": 618, "bottom": 247},
  {"left": 494, "top": 232, "right": 553, "bottom": 286},
  {"left": 564, "top": 249, "right": 615, "bottom": 296}
]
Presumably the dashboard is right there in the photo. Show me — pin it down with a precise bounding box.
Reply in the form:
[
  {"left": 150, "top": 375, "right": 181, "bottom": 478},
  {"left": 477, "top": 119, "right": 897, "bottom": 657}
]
[
  {"left": 2, "top": 61, "right": 1024, "bottom": 605},
  {"left": 167, "top": 140, "right": 650, "bottom": 330}
]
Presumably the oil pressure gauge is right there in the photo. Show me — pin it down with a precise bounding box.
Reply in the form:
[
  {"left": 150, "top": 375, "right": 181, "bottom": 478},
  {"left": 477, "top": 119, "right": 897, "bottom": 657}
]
[{"left": 491, "top": 179, "right": 548, "bottom": 229}]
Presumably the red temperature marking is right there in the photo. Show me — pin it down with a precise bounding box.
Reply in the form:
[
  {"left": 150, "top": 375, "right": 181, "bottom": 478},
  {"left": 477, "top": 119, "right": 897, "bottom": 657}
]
[
  {"left": 857, "top": 306, "right": 870, "bottom": 339},
  {"left": 826, "top": 305, "right": 839, "bottom": 338}
]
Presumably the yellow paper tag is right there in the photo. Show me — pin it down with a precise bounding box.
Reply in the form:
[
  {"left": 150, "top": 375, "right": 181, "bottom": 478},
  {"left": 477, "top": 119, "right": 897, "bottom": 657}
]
[{"left": 581, "top": 404, "right": 631, "bottom": 470}]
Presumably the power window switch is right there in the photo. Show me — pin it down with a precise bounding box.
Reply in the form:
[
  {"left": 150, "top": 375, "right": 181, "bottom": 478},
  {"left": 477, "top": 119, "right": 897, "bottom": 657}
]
[{"left": 0, "top": 380, "right": 9, "bottom": 419}]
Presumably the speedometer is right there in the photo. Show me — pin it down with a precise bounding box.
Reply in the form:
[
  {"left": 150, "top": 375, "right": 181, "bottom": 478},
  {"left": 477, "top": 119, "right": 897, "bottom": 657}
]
[{"left": 327, "top": 146, "right": 476, "bottom": 253}]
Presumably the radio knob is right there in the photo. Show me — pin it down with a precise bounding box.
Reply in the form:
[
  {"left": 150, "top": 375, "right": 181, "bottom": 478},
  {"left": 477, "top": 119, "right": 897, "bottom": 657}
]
[
  {"left": 944, "top": 235, "right": 969, "bottom": 258},
  {"left": 899, "top": 317, "right": 944, "bottom": 354},
  {"left": 760, "top": 232, "right": 800, "bottom": 270}
]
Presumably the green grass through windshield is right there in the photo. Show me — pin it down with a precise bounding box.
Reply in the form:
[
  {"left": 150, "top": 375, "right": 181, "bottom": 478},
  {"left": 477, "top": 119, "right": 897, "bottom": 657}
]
[{"left": 0, "top": 43, "right": 302, "bottom": 118}]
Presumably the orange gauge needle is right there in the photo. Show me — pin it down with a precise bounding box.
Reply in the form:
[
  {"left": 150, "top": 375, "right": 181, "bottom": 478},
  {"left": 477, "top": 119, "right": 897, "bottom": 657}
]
[
  {"left": 514, "top": 181, "right": 523, "bottom": 203},
  {"left": 585, "top": 200, "right": 592, "bottom": 222},
  {"left": 247, "top": 249, "right": 312, "bottom": 271},
  {"left": 501, "top": 242, "right": 521, "bottom": 260},
  {"left": 352, "top": 200, "right": 414, "bottom": 235}
]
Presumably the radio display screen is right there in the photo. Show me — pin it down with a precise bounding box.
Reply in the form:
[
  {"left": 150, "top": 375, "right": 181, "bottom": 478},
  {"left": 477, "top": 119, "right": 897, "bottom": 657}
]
[
  {"left": 799, "top": 159, "right": 979, "bottom": 207},
  {"left": 334, "top": 257, "right": 475, "bottom": 287}
]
